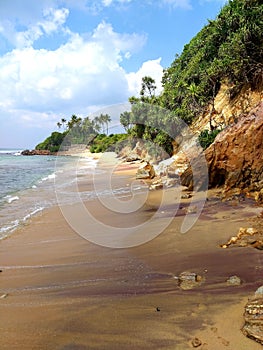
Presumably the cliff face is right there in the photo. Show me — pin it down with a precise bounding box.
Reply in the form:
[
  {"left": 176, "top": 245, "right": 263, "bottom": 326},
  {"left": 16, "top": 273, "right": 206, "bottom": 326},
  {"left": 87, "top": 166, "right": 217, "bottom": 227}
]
[
  {"left": 206, "top": 101, "right": 263, "bottom": 191},
  {"left": 181, "top": 101, "right": 263, "bottom": 197},
  {"left": 192, "top": 84, "right": 263, "bottom": 131}
]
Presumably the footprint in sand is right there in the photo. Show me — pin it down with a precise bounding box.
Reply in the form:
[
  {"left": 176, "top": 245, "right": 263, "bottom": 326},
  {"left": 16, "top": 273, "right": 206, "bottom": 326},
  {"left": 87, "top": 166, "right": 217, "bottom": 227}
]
[{"left": 209, "top": 326, "right": 230, "bottom": 346}]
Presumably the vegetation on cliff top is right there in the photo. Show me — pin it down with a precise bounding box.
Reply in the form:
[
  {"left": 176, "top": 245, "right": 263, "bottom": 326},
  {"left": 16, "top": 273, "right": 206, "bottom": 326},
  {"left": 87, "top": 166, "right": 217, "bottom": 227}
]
[
  {"left": 161, "top": 0, "right": 263, "bottom": 123},
  {"left": 36, "top": 0, "right": 262, "bottom": 154},
  {"left": 120, "top": 0, "right": 263, "bottom": 154}
]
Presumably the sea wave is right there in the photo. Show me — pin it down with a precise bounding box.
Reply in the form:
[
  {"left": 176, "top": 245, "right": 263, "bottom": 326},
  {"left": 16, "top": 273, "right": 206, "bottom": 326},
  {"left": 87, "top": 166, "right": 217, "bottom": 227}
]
[
  {"left": 39, "top": 173, "right": 56, "bottom": 182},
  {"left": 4, "top": 195, "right": 20, "bottom": 204},
  {"left": 0, "top": 149, "right": 22, "bottom": 155},
  {"left": 0, "top": 206, "right": 44, "bottom": 240}
]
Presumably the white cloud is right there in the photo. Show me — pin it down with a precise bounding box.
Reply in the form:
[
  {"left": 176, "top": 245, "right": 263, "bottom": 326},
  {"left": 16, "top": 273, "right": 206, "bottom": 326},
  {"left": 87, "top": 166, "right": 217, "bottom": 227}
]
[
  {"left": 161, "top": 0, "right": 192, "bottom": 9},
  {"left": 126, "top": 58, "right": 164, "bottom": 96},
  {"left": 0, "top": 21, "right": 155, "bottom": 133},
  {"left": 2, "top": 7, "right": 69, "bottom": 49},
  {"left": 0, "top": 1, "right": 169, "bottom": 147}
]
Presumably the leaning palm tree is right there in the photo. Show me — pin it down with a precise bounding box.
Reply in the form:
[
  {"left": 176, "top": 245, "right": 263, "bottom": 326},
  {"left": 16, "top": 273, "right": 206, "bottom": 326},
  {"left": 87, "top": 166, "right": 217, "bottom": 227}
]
[
  {"left": 57, "top": 121, "right": 62, "bottom": 129},
  {"left": 61, "top": 118, "right": 67, "bottom": 130}
]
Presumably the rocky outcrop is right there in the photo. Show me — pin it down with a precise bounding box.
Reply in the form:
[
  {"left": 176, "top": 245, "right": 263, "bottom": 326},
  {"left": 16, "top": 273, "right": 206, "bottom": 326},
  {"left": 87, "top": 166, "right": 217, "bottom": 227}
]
[
  {"left": 181, "top": 102, "right": 263, "bottom": 194},
  {"left": 136, "top": 161, "right": 155, "bottom": 179},
  {"left": 21, "top": 149, "right": 52, "bottom": 156},
  {"left": 242, "top": 287, "right": 263, "bottom": 345},
  {"left": 220, "top": 227, "right": 263, "bottom": 250}
]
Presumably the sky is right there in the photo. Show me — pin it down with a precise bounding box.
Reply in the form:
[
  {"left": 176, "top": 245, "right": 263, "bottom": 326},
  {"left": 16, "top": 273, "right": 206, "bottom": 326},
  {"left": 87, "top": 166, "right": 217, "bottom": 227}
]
[{"left": 0, "top": 0, "right": 227, "bottom": 149}]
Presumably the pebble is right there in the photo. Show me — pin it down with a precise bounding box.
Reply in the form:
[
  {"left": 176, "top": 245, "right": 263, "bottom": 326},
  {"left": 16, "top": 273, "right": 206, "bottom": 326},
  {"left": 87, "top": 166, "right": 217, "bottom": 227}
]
[
  {"left": 226, "top": 275, "right": 242, "bottom": 286},
  {"left": 0, "top": 294, "right": 8, "bottom": 299},
  {"left": 191, "top": 337, "right": 202, "bottom": 347}
]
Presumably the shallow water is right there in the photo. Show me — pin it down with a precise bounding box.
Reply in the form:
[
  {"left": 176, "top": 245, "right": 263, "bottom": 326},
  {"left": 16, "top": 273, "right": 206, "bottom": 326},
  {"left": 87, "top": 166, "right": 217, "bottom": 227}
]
[{"left": 0, "top": 150, "right": 144, "bottom": 239}]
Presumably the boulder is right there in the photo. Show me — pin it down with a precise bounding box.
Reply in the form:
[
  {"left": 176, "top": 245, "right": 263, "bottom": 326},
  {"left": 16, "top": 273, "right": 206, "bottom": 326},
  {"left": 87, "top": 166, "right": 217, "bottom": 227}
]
[
  {"left": 255, "top": 189, "right": 263, "bottom": 204},
  {"left": 255, "top": 286, "right": 263, "bottom": 297},
  {"left": 226, "top": 275, "right": 242, "bottom": 286},
  {"left": 21, "top": 149, "right": 52, "bottom": 156},
  {"left": 136, "top": 162, "right": 155, "bottom": 179},
  {"left": 125, "top": 153, "right": 141, "bottom": 162},
  {"left": 178, "top": 271, "right": 203, "bottom": 290},
  {"left": 220, "top": 227, "right": 263, "bottom": 250},
  {"left": 149, "top": 179, "right": 163, "bottom": 191},
  {"left": 242, "top": 291, "right": 263, "bottom": 345},
  {"left": 181, "top": 102, "right": 263, "bottom": 192}
]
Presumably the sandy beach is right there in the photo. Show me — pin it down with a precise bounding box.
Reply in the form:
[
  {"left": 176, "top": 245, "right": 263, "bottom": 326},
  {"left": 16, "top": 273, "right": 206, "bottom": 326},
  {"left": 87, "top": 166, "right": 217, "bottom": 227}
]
[{"left": 0, "top": 156, "right": 262, "bottom": 350}]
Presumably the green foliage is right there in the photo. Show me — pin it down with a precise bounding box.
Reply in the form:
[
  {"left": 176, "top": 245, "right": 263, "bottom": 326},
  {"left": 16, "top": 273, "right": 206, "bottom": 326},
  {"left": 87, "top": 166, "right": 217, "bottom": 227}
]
[
  {"left": 89, "top": 134, "right": 129, "bottom": 153},
  {"left": 121, "top": 0, "right": 263, "bottom": 158},
  {"left": 198, "top": 129, "right": 221, "bottom": 150},
  {"left": 35, "top": 113, "right": 111, "bottom": 151},
  {"left": 36, "top": 131, "right": 68, "bottom": 152},
  {"left": 161, "top": 0, "right": 263, "bottom": 124}
]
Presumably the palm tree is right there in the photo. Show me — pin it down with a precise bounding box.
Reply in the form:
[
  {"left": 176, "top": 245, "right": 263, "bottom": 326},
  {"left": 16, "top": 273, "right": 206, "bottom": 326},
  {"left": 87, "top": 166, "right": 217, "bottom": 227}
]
[
  {"left": 100, "top": 113, "right": 111, "bottom": 135},
  {"left": 57, "top": 122, "right": 62, "bottom": 129},
  {"left": 61, "top": 118, "right": 67, "bottom": 130},
  {"left": 67, "top": 115, "right": 81, "bottom": 129},
  {"left": 92, "top": 116, "right": 102, "bottom": 133}
]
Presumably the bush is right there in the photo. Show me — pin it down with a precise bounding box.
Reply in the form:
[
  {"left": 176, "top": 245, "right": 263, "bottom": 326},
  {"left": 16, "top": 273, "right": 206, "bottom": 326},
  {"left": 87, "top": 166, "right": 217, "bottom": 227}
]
[
  {"left": 89, "top": 133, "right": 129, "bottom": 153},
  {"left": 198, "top": 129, "right": 221, "bottom": 150}
]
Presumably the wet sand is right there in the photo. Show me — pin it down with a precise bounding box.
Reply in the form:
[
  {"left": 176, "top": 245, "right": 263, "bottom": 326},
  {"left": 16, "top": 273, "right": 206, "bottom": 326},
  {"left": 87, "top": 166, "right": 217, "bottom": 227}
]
[{"left": 0, "top": 161, "right": 262, "bottom": 350}]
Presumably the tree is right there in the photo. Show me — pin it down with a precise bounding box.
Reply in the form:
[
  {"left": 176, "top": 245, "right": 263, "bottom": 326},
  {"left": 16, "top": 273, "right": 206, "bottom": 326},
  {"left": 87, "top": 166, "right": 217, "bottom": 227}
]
[
  {"left": 61, "top": 118, "right": 67, "bottom": 130},
  {"left": 92, "top": 116, "right": 102, "bottom": 133},
  {"left": 67, "top": 115, "right": 82, "bottom": 129},
  {"left": 99, "top": 113, "right": 111, "bottom": 135},
  {"left": 140, "top": 76, "right": 157, "bottom": 101},
  {"left": 120, "top": 111, "right": 132, "bottom": 132},
  {"left": 57, "top": 122, "right": 62, "bottom": 129}
]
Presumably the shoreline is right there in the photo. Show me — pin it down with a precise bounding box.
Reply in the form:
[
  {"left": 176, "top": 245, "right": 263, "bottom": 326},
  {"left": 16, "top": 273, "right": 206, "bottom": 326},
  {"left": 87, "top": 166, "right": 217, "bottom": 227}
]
[{"left": 0, "top": 156, "right": 262, "bottom": 349}]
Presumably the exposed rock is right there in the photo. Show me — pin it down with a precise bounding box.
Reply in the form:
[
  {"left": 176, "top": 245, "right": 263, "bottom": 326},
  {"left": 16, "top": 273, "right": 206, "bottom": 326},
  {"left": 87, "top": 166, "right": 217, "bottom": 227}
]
[
  {"left": 255, "top": 189, "right": 263, "bottom": 204},
  {"left": 181, "top": 102, "right": 263, "bottom": 193},
  {"left": 21, "top": 149, "right": 52, "bottom": 156},
  {"left": 164, "top": 177, "right": 179, "bottom": 188},
  {"left": 220, "top": 227, "right": 263, "bottom": 250},
  {"left": 0, "top": 294, "right": 8, "bottom": 299},
  {"left": 242, "top": 291, "right": 263, "bottom": 345},
  {"left": 191, "top": 83, "right": 262, "bottom": 132},
  {"left": 178, "top": 271, "right": 203, "bottom": 290},
  {"left": 184, "top": 205, "right": 197, "bottom": 214},
  {"left": 255, "top": 286, "right": 263, "bottom": 297},
  {"left": 148, "top": 176, "right": 179, "bottom": 191},
  {"left": 136, "top": 162, "right": 155, "bottom": 179},
  {"left": 149, "top": 179, "right": 163, "bottom": 191},
  {"left": 125, "top": 152, "right": 141, "bottom": 162},
  {"left": 226, "top": 275, "right": 242, "bottom": 286},
  {"left": 191, "top": 337, "right": 202, "bottom": 348},
  {"left": 181, "top": 193, "right": 192, "bottom": 199}
]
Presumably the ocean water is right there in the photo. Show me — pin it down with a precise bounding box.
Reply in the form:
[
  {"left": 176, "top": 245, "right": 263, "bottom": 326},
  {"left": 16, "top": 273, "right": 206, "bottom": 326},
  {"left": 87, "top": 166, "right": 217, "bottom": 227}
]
[
  {"left": 0, "top": 149, "right": 93, "bottom": 239},
  {"left": 0, "top": 149, "right": 144, "bottom": 240}
]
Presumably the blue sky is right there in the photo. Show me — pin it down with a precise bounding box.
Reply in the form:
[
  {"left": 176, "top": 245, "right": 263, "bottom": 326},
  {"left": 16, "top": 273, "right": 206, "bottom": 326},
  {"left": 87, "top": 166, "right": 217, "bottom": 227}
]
[{"left": 0, "top": 0, "right": 226, "bottom": 148}]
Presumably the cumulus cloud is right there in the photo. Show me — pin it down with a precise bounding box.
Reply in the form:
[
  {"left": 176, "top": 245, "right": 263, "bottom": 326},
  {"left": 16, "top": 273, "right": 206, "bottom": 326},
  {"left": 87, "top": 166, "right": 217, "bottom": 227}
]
[
  {"left": 0, "top": 1, "right": 169, "bottom": 147},
  {"left": 126, "top": 58, "right": 164, "bottom": 96},
  {"left": 0, "top": 20, "right": 157, "bottom": 131},
  {"left": 0, "top": 7, "right": 69, "bottom": 49}
]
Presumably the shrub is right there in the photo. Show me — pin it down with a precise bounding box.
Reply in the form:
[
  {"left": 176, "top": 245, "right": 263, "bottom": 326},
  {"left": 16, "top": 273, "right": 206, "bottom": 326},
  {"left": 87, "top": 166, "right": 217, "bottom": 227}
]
[{"left": 198, "top": 129, "right": 221, "bottom": 150}]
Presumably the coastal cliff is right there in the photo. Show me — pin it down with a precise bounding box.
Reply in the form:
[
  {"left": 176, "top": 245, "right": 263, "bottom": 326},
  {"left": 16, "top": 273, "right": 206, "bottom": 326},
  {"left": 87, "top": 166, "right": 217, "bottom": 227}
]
[{"left": 181, "top": 100, "right": 263, "bottom": 199}]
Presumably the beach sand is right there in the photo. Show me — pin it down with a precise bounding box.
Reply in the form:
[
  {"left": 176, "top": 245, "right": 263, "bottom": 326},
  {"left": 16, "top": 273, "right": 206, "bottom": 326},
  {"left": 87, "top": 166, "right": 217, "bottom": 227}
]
[{"left": 0, "top": 158, "right": 262, "bottom": 350}]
